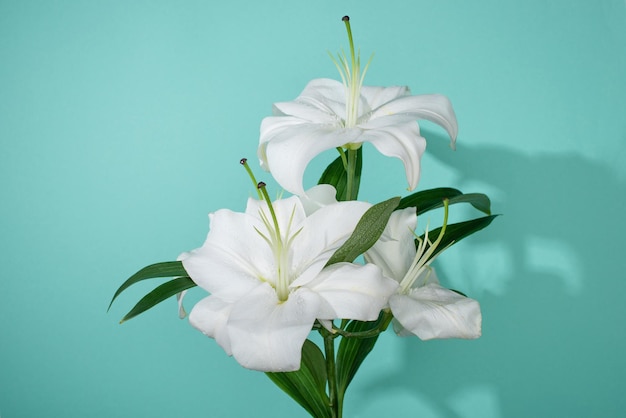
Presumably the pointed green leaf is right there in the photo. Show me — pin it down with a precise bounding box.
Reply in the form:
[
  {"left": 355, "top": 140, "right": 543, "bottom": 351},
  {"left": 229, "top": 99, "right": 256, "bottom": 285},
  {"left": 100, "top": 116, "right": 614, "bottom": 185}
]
[
  {"left": 422, "top": 215, "right": 499, "bottom": 261},
  {"left": 336, "top": 314, "right": 387, "bottom": 404},
  {"left": 266, "top": 339, "right": 331, "bottom": 418},
  {"left": 398, "top": 188, "right": 492, "bottom": 215},
  {"left": 108, "top": 261, "right": 187, "bottom": 311},
  {"left": 318, "top": 147, "right": 362, "bottom": 201},
  {"left": 326, "top": 196, "right": 401, "bottom": 266},
  {"left": 119, "top": 276, "right": 197, "bottom": 323},
  {"left": 301, "top": 338, "right": 328, "bottom": 394}
]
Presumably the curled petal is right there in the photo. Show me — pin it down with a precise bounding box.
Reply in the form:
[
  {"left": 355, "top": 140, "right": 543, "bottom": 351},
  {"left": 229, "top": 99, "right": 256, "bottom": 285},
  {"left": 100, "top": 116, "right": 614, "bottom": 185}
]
[
  {"left": 176, "top": 290, "right": 188, "bottom": 319},
  {"left": 389, "top": 284, "right": 482, "bottom": 340},
  {"left": 227, "top": 283, "right": 321, "bottom": 372},
  {"left": 369, "top": 94, "right": 458, "bottom": 148},
  {"left": 259, "top": 120, "right": 355, "bottom": 195},
  {"left": 360, "top": 117, "right": 426, "bottom": 191}
]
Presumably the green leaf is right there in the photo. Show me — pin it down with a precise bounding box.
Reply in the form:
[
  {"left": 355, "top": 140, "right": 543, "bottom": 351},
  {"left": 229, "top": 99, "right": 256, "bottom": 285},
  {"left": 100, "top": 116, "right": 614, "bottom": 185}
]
[
  {"left": 119, "top": 276, "right": 197, "bottom": 323},
  {"left": 318, "top": 147, "right": 362, "bottom": 201},
  {"left": 398, "top": 187, "right": 492, "bottom": 215},
  {"left": 266, "top": 340, "right": 331, "bottom": 418},
  {"left": 422, "top": 215, "right": 499, "bottom": 261},
  {"left": 326, "top": 196, "right": 401, "bottom": 266},
  {"left": 336, "top": 314, "right": 387, "bottom": 404},
  {"left": 108, "top": 261, "right": 187, "bottom": 311}
]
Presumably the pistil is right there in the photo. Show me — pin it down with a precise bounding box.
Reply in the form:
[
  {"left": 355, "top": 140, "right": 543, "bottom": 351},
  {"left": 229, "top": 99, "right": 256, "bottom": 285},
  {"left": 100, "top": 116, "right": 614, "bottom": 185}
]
[
  {"left": 330, "top": 16, "right": 373, "bottom": 130},
  {"left": 257, "top": 182, "right": 290, "bottom": 301}
]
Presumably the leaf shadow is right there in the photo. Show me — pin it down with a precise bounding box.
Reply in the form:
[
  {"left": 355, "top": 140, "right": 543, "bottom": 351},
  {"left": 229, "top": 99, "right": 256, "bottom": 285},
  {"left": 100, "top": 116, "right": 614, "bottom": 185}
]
[{"left": 350, "top": 134, "right": 626, "bottom": 418}]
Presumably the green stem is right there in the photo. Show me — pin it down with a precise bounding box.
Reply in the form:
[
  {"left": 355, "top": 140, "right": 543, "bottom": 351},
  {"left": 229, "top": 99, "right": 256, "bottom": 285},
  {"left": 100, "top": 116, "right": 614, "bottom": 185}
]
[
  {"left": 322, "top": 329, "right": 340, "bottom": 418},
  {"left": 345, "top": 148, "right": 358, "bottom": 201}
]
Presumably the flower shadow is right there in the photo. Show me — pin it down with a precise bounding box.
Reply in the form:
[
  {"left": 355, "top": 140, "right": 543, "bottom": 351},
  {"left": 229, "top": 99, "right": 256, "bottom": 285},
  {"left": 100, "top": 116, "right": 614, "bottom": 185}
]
[{"left": 350, "top": 135, "right": 626, "bottom": 418}]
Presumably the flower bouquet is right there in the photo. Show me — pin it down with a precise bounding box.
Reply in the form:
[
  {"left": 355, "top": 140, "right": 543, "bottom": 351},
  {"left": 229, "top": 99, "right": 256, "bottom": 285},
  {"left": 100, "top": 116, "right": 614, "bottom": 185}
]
[{"left": 109, "top": 16, "right": 497, "bottom": 418}]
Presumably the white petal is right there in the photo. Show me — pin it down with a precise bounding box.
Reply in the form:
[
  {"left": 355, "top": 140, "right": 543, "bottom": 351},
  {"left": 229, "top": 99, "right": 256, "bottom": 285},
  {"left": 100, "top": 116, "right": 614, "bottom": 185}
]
[
  {"left": 369, "top": 93, "right": 458, "bottom": 147},
  {"left": 258, "top": 119, "right": 356, "bottom": 195},
  {"left": 176, "top": 290, "right": 188, "bottom": 319},
  {"left": 364, "top": 208, "right": 418, "bottom": 282},
  {"left": 306, "top": 263, "right": 398, "bottom": 321},
  {"left": 182, "top": 209, "right": 272, "bottom": 299},
  {"left": 360, "top": 116, "right": 426, "bottom": 190},
  {"left": 290, "top": 200, "right": 371, "bottom": 288},
  {"left": 360, "top": 85, "right": 410, "bottom": 112},
  {"left": 299, "top": 184, "right": 339, "bottom": 216},
  {"left": 245, "top": 194, "right": 306, "bottom": 244},
  {"left": 176, "top": 251, "right": 191, "bottom": 318},
  {"left": 285, "top": 78, "right": 348, "bottom": 121},
  {"left": 389, "top": 284, "right": 482, "bottom": 340},
  {"left": 227, "top": 283, "right": 320, "bottom": 372},
  {"left": 189, "top": 295, "right": 235, "bottom": 355}
]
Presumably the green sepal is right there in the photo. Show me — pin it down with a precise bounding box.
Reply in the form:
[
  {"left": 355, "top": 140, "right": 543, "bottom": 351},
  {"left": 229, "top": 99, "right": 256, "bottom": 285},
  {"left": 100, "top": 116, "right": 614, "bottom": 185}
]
[
  {"left": 119, "top": 276, "right": 197, "bottom": 323},
  {"left": 266, "top": 339, "right": 331, "bottom": 418},
  {"left": 422, "top": 214, "right": 499, "bottom": 261},
  {"left": 318, "top": 147, "right": 362, "bottom": 201},
  {"left": 108, "top": 261, "right": 187, "bottom": 311},
  {"left": 398, "top": 187, "right": 492, "bottom": 215},
  {"left": 325, "top": 196, "right": 401, "bottom": 266}
]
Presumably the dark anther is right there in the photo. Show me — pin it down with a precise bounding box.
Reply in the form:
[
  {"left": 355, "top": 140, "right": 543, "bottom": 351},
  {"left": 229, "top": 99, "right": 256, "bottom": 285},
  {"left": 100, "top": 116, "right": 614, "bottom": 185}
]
[
  {"left": 257, "top": 181, "right": 266, "bottom": 189},
  {"left": 240, "top": 158, "right": 247, "bottom": 165},
  {"left": 342, "top": 15, "right": 350, "bottom": 21}
]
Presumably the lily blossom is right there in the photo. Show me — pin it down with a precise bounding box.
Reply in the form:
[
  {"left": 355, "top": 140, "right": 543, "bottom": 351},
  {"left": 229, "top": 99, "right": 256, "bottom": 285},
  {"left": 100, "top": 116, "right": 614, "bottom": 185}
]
[
  {"left": 258, "top": 18, "right": 457, "bottom": 196},
  {"left": 365, "top": 206, "right": 481, "bottom": 340},
  {"left": 180, "top": 186, "right": 398, "bottom": 372}
]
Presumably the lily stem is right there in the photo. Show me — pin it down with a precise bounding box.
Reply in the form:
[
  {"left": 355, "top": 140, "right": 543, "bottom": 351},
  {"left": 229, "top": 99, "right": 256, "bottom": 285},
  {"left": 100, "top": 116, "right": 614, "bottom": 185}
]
[
  {"left": 345, "top": 148, "right": 359, "bottom": 201},
  {"left": 322, "top": 329, "right": 340, "bottom": 418}
]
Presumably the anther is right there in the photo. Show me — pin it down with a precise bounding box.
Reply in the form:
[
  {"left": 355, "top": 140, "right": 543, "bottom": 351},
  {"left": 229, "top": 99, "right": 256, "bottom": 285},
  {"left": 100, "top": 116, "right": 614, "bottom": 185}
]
[
  {"left": 240, "top": 158, "right": 247, "bottom": 165},
  {"left": 342, "top": 15, "right": 350, "bottom": 21}
]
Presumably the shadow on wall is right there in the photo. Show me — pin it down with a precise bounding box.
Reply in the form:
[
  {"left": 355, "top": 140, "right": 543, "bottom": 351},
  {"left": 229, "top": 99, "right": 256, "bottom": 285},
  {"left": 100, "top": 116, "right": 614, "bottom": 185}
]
[{"left": 355, "top": 135, "right": 626, "bottom": 418}]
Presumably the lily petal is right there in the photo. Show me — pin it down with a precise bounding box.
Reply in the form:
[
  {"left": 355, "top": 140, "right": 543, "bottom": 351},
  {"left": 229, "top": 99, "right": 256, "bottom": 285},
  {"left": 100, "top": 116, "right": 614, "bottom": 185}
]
[
  {"left": 307, "top": 262, "right": 398, "bottom": 321},
  {"left": 369, "top": 94, "right": 458, "bottom": 148},
  {"left": 259, "top": 120, "right": 358, "bottom": 195},
  {"left": 290, "top": 200, "right": 371, "bottom": 288},
  {"left": 227, "top": 283, "right": 321, "bottom": 372},
  {"left": 360, "top": 84, "right": 410, "bottom": 111},
  {"left": 281, "top": 78, "right": 351, "bottom": 120},
  {"left": 360, "top": 116, "right": 426, "bottom": 191},
  {"left": 364, "top": 207, "right": 418, "bottom": 282},
  {"left": 189, "top": 295, "right": 235, "bottom": 355},
  {"left": 182, "top": 209, "right": 272, "bottom": 299},
  {"left": 299, "top": 184, "right": 339, "bottom": 215},
  {"left": 389, "top": 284, "right": 482, "bottom": 340}
]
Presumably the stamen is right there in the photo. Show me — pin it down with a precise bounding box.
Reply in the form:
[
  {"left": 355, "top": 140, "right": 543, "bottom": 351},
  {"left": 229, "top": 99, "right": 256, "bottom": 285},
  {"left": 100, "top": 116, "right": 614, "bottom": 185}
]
[
  {"left": 258, "top": 182, "right": 281, "bottom": 240},
  {"left": 241, "top": 158, "right": 263, "bottom": 199},
  {"left": 399, "top": 199, "right": 450, "bottom": 294}
]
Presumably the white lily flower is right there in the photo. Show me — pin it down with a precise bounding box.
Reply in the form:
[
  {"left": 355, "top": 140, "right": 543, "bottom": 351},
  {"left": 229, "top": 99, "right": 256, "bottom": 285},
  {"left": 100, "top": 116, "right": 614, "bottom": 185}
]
[
  {"left": 365, "top": 206, "right": 481, "bottom": 340},
  {"left": 181, "top": 187, "right": 398, "bottom": 372},
  {"left": 258, "top": 18, "right": 457, "bottom": 196}
]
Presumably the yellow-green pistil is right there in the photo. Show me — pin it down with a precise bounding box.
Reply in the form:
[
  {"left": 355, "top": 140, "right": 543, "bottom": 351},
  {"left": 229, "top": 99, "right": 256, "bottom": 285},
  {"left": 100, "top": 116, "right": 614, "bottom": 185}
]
[
  {"left": 330, "top": 15, "right": 373, "bottom": 133},
  {"left": 256, "top": 182, "right": 301, "bottom": 302}
]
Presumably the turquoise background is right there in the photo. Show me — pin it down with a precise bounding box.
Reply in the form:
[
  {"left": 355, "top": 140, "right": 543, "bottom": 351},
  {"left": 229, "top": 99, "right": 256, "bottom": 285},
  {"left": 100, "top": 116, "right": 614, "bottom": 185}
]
[{"left": 2, "top": 1, "right": 625, "bottom": 417}]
